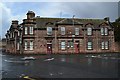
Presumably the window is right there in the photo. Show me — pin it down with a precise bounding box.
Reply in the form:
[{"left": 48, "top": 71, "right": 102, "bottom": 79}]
[
  {"left": 87, "top": 27, "right": 92, "bottom": 35},
  {"left": 67, "top": 41, "right": 74, "bottom": 48},
  {"left": 47, "top": 27, "right": 52, "bottom": 35},
  {"left": 61, "top": 27, "right": 65, "bottom": 35},
  {"left": 105, "top": 28, "right": 108, "bottom": 35},
  {"left": 101, "top": 27, "right": 108, "bottom": 35},
  {"left": 101, "top": 41, "right": 109, "bottom": 50},
  {"left": 18, "top": 31, "right": 20, "bottom": 36},
  {"left": 13, "top": 32, "right": 14, "bottom": 38},
  {"left": 61, "top": 41, "right": 65, "bottom": 50},
  {"left": 29, "top": 27, "right": 33, "bottom": 34},
  {"left": 30, "top": 41, "right": 33, "bottom": 50},
  {"left": 25, "top": 27, "right": 28, "bottom": 35},
  {"left": 24, "top": 41, "right": 27, "bottom": 50},
  {"left": 101, "top": 28, "right": 104, "bottom": 35},
  {"left": 75, "top": 28, "right": 79, "bottom": 35},
  {"left": 87, "top": 41, "right": 92, "bottom": 50},
  {"left": 17, "top": 42, "right": 19, "bottom": 50}
]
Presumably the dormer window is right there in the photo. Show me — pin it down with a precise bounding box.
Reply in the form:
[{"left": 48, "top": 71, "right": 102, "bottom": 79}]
[
  {"left": 87, "top": 27, "right": 92, "bottom": 35},
  {"left": 61, "top": 27, "right": 65, "bottom": 35},
  {"left": 47, "top": 27, "right": 52, "bottom": 35},
  {"left": 101, "top": 27, "right": 108, "bottom": 35}
]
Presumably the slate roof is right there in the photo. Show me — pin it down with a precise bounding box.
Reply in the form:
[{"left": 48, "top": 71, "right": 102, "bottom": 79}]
[{"left": 35, "top": 17, "right": 110, "bottom": 29}]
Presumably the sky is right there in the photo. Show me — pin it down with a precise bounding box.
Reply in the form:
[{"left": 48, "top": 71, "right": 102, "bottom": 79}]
[{"left": 0, "top": 0, "right": 120, "bottom": 38}]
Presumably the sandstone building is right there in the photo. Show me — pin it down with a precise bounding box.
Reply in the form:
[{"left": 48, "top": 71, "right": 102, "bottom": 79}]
[{"left": 5, "top": 11, "right": 116, "bottom": 54}]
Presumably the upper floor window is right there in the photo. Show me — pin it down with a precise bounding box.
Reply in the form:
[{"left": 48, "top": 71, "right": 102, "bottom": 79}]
[
  {"left": 25, "top": 27, "right": 28, "bottom": 35},
  {"left": 61, "top": 41, "right": 66, "bottom": 50},
  {"left": 47, "top": 27, "right": 52, "bottom": 35},
  {"left": 101, "top": 27, "right": 108, "bottom": 35},
  {"left": 101, "top": 41, "right": 109, "bottom": 50},
  {"left": 61, "top": 27, "right": 65, "bottom": 35},
  {"left": 87, "top": 27, "right": 92, "bottom": 35},
  {"left": 75, "top": 28, "right": 79, "bottom": 35},
  {"left": 87, "top": 41, "right": 93, "bottom": 50},
  {"left": 29, "top": 27, "right": 33, "bottom": 34}
]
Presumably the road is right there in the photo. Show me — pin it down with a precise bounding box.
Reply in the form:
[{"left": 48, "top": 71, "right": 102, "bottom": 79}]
[{"left": 1, "top": 52, "right": 120, "bottom": 79}]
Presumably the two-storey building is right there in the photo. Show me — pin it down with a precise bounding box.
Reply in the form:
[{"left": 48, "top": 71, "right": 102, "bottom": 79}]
[{"left": 5, "top": 11, "right": 116, "bottom": 54}]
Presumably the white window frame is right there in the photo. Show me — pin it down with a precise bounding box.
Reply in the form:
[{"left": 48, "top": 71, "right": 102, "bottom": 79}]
[
  {"left": 47, "top": 27, "right": 52, "bottom": 35},
  {"left": 29, "top": 26, "right": 33, "bottom": 34},
  {"left": 18, "top": 31, "right": 20, "bottom": 36},
  {"left": 30, "top": 41, "right": 33, "bottom": 50},
  {"left": 101, "top": 28, "right": 104, "bottom": 35},
  {"left": 61, "top": 27, "right": 65, "bottom": 35},
  {"left": 17, "top": 42, "right": 20, "bottom": 50},
  {"left": 101, "top": 27, "right": 108, "bottom": 36},
  {"left": 61, "top": 41, "right": 66, "bottom": 50},
  {"left": 87, "top": 27, "right": 92, "bottom": 35},
  {"left": 87, "top": 41, "right": 92, "bottom": 50},
  {"left": 25, "top": 27, "right": 28, "bottom": 35},
  {"left": 75, "top": 28, "right": 79, "bottom": 35},
  {"left": 101, "top": 41, "right": 109, "bottom": 50},
  {"left": 104, "top": 28, "right": 108, "bottom": 35},
  {"left": 24, "top": 41, "right": 27, "bottom": 50}
]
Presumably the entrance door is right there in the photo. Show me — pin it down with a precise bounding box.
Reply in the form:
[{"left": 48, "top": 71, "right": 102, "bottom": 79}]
[
  {"left": 74, "top": 43, "right": 79, "bottom": 53},
  {"left": 47, "top": 43, "right": 52, "bottom": 54}
]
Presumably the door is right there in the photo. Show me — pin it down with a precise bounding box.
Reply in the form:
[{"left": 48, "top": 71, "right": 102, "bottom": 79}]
[
  {"left": 74, "top": 43, "right": 79, "bottom": 53},
  {"left": 47, "top": 43, "right": 52, "bottom": 54}
]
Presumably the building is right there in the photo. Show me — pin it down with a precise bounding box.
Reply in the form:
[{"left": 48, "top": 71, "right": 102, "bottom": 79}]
[{"left": 5, "top": 11, "right": 117, "bottom": 54}]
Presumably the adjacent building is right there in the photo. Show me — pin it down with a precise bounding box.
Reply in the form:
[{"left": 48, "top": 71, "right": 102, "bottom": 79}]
[{"left": 5, "top": 11, "right": 116, "bottom": 54}]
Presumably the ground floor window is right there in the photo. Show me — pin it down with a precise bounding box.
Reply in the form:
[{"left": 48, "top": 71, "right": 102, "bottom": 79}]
[
  {"left": 101, "top": 41, "right": 109, "bottom": 50},
  {"left": 24, "top": 41, "right": 27, "bottom": 50},
  {"left": 67, "top": 40, "right": 73, "bottom": 48},
  {"left": 30, "top": 41, "right": 33, "bottom": 50},
  {"left": 87, "top": 41, "right": 92, "bottom": 50},
  {"left": 61, "top": 41, "right": 66, "bottom": 50},
  {"left": 17, "top": 42, "right": 19, "bottom": 50}
]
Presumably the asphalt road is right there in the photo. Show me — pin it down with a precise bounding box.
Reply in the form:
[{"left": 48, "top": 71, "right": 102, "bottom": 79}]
[{"left": 1, "top": 52, "right": 120, "bottom": 79}]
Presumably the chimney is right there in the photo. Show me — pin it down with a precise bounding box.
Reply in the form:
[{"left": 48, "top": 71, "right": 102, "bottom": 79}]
[
  {"left": 12, "top": 20, "right": 19, "bottom": 25},
  {"left": 104, "top": 17, "right": 110, "bottom": 22},
  {"left": 26, "top": 11, "right": 35, "bottom": 19}
]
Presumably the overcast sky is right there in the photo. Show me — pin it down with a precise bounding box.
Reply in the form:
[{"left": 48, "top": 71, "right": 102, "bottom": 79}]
[{"left": 0, "top": 0, "right": 119, "bottom": 38}]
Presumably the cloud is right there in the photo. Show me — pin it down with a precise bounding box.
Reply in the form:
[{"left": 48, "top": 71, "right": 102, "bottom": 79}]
[
  {"left": 2, "top": 0, "right": 120, "bottom": 2},
  {"left": 1, "top": 2, "right": 118, "bottom": 38},
  {"left": 1, "top": 2, "right": 12, "bottom": 38}
]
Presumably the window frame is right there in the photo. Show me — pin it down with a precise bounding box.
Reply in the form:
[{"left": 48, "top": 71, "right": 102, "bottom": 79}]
[
  {"left": 25, "top": 27, "right": 28, "bottom": 35},
  {"left": 61, "top": 27, "right": 65, "bottom": 35},
  {"left": 75, "top": 27, "right": 79, "bottom": 35},
  {"left": 87, "top": 27, "right": 92, "bottom": 35},
  {"left": 47, "top": 27, "right": 52, "bottom": 35},
  {"left": 29, "top": 26, "right": 33, "bottom": 34},
  {"left": 30, "top": 41, "right": 33, "bottom": 50},
  {"left": 87, "top": 41, "right": 93, "bottom": 50},
  {"left": 61, "top": 41, "right": 66, "bottom": 50},
  {"left": 24, "top": 41, "right": 28, "bottom": 50}
]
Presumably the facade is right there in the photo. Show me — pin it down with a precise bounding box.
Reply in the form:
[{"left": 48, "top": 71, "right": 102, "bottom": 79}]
[{"left": 5, "top": 11, "right": 116, "bottom": 54}]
